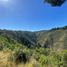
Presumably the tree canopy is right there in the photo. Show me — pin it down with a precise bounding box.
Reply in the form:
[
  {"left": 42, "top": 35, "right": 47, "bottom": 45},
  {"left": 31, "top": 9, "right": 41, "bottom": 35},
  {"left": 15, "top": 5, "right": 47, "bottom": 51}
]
[{"left": 44, "top": 0, "right": 66, "bottom": 6}]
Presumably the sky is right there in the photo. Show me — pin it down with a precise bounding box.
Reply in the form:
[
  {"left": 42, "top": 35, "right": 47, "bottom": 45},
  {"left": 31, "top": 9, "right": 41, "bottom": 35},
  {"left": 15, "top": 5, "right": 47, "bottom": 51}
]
[{"left": 0, "top": 0, "right": 67, "bottom": 31}]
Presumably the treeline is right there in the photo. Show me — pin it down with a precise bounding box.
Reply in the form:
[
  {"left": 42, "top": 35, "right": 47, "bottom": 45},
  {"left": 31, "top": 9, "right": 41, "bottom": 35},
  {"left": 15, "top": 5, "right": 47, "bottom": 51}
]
[{"left": 51, "top": 26, "right": 67, "bottom": 31}]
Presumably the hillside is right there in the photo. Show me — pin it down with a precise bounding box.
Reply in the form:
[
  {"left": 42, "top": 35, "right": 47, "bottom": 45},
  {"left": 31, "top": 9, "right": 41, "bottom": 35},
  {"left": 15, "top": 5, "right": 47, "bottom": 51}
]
[
  {"left": 0, "top": 26, "right": 67, "bottom": 67},
  {"left": 0, "top": 26, "right": 67, "bottom": 50},
  {"left": 36, "top": 28, "right": 67, "bottom": 50}
]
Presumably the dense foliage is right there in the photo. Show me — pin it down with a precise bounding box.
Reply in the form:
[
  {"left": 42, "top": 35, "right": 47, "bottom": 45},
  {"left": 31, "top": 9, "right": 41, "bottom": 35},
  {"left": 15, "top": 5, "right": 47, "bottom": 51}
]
[{"left": 44, "top": 0, "right": 66, "bottom": 6}]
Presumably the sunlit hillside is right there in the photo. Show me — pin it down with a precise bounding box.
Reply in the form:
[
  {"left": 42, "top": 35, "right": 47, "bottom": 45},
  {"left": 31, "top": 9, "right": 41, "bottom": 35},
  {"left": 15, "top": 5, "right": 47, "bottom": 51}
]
[{"left": 0, "top": 26, "right": 67, "bottom": 67}]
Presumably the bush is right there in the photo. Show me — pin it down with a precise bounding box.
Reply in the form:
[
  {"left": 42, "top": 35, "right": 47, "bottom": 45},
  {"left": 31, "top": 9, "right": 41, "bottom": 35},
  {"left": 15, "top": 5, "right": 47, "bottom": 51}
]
[
  {"left": 61, "top": 50, "right": 67, "bottom": 67},
  {"left": 39, "top": 55, "right": 48, "bottom": 65},
  {"left": 9, "top": 48, "right": 31, "bottom": 64},
  {"left": 0, "top": 44, "right": 4, "bottom": 50}
]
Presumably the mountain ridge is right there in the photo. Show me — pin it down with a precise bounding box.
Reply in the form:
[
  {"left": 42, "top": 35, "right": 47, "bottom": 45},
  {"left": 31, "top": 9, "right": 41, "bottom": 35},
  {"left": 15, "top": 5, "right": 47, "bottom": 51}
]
[{"left": 0, "top": 26, "right": 67, "bottom": 50}]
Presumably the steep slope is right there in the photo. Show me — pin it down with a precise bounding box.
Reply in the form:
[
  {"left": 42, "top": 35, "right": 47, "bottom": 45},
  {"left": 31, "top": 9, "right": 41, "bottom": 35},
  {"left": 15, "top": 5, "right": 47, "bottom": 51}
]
[
  {"left": 0, "top": 26, "right": 67, "bottom": 50},
  {"left": 0, "top": 30, "right": 37, "bottom": 48},
  {"left": 36, "top": 29, "right": 67, "bottom": 50}
]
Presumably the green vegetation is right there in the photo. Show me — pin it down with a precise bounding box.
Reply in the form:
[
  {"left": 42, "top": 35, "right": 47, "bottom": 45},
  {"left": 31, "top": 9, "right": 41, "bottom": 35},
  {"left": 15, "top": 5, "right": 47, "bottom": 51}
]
[{"left": 0, "top": 26, "right": 67, "bottom": 67}]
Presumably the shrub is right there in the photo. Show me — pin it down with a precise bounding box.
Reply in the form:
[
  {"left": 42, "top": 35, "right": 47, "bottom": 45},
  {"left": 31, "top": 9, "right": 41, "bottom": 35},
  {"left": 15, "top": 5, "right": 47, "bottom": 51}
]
[
  {"left": 0, "top": 43, "right": 4, "bottom": 50},
  {"left": 9, "top": 48, "right": 31, "bottom": 64}
]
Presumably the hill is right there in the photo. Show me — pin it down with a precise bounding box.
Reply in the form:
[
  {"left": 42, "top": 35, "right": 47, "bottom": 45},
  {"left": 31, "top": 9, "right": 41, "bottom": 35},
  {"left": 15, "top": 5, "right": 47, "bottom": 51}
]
[
  {"left": 0, "top": 26, "right": 67, "bottom": 50},
  {"left": 0, "top": 26, "right": 67, "bottom": 67}
]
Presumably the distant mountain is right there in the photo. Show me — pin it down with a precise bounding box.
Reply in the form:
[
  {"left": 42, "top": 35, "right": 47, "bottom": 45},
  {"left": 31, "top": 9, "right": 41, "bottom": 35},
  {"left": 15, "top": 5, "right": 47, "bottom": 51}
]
[{"left": 0, "top": 26, "right": 67, "bottom": 50}]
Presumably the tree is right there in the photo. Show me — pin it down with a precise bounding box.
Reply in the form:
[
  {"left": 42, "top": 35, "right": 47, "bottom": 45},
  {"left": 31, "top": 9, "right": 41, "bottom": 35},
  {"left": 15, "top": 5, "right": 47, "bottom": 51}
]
[
  {"left": 63, "top": 26, "right": 67, "bottom": 30},
  {"left": 44, "top": 0, "right": 66, "bottom": 6}
]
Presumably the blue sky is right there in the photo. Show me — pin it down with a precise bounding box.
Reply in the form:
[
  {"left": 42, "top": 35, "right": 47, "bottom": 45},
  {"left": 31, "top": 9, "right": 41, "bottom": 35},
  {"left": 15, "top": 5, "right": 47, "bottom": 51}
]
[{"left": 0, "top": 0, "right": 67, "bottom": 31}]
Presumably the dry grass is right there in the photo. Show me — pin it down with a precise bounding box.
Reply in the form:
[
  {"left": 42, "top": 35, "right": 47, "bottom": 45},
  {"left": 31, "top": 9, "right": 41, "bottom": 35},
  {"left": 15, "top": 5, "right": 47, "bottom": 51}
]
[{"left": 0, "top": 51, "right": 37, "bottom": 67}]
